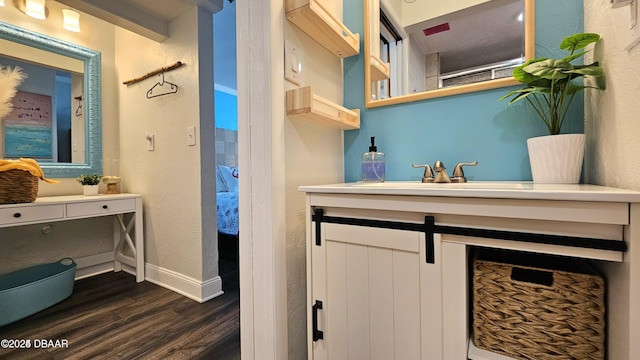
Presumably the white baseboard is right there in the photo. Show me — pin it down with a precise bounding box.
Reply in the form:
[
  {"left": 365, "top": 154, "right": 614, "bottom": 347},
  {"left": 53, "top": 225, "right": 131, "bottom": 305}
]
[
  {"left": 71, "top": 254, "right": 223, "bottom": 303},
  {"left": 144, "top": 263, "right": 224, "bottom": 303},
  {"left": 74, "top": 252, "right": 115, "bottom": 280}
]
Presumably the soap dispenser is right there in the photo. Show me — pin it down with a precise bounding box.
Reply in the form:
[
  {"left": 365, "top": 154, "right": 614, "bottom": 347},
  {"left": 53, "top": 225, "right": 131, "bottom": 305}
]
[{"left": 361, "top": 136, "right": 386, "bottom": 182}]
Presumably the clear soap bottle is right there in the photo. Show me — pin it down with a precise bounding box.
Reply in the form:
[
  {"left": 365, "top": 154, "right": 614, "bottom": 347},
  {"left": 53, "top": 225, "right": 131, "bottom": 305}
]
[{"left": 361, "top": 136, "right": 385, "bottom": 182}]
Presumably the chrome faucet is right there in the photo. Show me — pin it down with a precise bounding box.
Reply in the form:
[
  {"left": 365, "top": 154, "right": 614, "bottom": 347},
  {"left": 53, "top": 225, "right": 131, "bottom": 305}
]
[{"left": 412, "top": 161, "right": 478, "bottom": 183}]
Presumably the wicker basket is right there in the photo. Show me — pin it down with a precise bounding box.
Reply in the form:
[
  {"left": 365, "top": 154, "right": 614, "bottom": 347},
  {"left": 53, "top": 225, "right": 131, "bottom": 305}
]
[
  {"left": 472, "top": 250, "right": 605, "bottom": 360},
  {"left": 0, "top": 169, "right": 39, "bottom": 204}
]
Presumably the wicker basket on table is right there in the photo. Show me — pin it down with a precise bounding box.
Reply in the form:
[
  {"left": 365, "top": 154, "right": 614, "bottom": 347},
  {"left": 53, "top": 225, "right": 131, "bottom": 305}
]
[
  {"left": 472, "top": 249, "right": 605, "bottom": 360},
  {"left": 0, "top": 169, "right": 39, "bottom": 204},
  {"left": 0, "top": 158, "right": 58, "bottom": 205}
]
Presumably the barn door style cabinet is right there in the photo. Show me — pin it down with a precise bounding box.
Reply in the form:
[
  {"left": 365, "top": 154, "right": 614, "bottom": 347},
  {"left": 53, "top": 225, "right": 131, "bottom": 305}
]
[
  {"left": 309, "top": 208, "right": 442, "bottom": 359},
  {"left": 301, "top": 183, "right": 640, "bottom": 360}
]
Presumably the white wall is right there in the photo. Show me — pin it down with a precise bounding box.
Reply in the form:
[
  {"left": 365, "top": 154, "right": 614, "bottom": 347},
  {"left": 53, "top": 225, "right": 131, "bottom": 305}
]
[
  {"left": 115, "top": 7, "right": 219, "bottom": 296},
  {"left": 0, "top": 1, "right": 118, "bottom": 196},
  {"left": 0, "top": 2, "right": 118, "bottom": 273},
  {"left": 584, "top": 2, "right": 640, "bottom": 190},
  {"left": 0, "top": 4, "right": 218, "bottom": 298},
  {"left": 284, "top": 1, "right": 345, "bottom": 358}
]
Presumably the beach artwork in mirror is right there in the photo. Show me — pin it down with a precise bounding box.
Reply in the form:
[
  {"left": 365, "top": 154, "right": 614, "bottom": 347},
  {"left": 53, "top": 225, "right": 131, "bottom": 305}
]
[
  {"left": 365, "top": 0, "right": 535, "bottom": 108},
  {"left": 1, "top": 46, "right": 84, "bottom": 163},
  {"left": 0, "top": 22, "right": 101, "bottom": 178}
]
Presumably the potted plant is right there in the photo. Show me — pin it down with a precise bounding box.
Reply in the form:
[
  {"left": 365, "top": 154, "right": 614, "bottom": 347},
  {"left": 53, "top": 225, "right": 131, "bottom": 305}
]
[
  {"left": 77, "top": 173, "right": 102, "bottom": 195},
  {"left": 499, "top": 33, "right": 604, "bottom": 183}
]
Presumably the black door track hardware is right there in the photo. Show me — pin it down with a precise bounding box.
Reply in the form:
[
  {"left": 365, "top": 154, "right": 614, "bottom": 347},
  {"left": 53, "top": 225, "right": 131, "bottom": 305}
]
[{"left": 312, "top": 208, "right": 627, "bottom": 265}]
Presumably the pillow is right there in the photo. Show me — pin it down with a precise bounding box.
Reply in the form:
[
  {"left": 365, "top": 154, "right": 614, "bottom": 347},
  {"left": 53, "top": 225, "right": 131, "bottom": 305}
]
[
  {"left": 216, "top": 165, "right": 229, "bottom": 192},
  {"left": 217, "top": 165, "right": 238, "bottom": 192}
]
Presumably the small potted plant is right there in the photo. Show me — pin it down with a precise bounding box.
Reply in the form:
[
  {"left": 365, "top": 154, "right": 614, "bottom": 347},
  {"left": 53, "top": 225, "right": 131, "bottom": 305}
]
[
  {"left": 499, "top": 33, "right": 604, "bottom": 183},
  {"left": 77, "top": 173, "right": 102, "bottom": 195}
]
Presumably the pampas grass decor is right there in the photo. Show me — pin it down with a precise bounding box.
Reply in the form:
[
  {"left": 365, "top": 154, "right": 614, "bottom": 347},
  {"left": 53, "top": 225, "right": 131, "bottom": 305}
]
[{"left": 0, "top": 65, "right": 27, "bottom": 120}]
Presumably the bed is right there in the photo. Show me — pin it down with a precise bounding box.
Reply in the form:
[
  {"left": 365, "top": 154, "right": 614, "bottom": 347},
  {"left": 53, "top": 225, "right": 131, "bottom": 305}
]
[
  {"left": 216, "top": 165, "right": 239, "bottom": 237},
  {"left": 217, "top": 165, "right": 239, "bottom": 260}
]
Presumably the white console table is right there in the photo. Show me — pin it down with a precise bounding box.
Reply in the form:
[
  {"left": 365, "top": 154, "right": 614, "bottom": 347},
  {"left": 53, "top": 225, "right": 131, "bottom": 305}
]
[{"left": 0, "top": 194, "right": 144, "bottom": 282}]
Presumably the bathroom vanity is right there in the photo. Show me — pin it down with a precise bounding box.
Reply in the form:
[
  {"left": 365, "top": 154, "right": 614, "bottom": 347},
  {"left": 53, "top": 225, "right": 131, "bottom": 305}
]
[{"left": 300, "top": 182, "right": 640, "bottom": 359}]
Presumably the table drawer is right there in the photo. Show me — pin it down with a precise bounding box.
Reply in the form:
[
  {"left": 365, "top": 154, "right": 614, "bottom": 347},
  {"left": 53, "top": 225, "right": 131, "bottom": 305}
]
[
  {"left": 66, "top": 198, "right": 136, "bottom": 218},
  {"left": 0, "top": 204, "right": 65, "bottom": 226}
]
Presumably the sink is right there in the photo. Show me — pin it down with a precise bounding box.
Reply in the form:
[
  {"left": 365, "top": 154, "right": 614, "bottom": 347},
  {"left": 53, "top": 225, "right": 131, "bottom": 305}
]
[{"left": 352, "top": 181, "right": 532, "bottom": 190}]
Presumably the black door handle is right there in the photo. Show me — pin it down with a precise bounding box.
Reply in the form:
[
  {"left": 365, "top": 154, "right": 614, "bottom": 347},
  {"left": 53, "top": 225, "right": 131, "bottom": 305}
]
[{"left": 312, "top": 300, "right": 324, "bottom": 342}]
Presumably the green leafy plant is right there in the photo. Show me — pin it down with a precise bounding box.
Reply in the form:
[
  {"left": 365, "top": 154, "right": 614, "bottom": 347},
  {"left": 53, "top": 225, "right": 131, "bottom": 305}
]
[
  {"left": 77, "top": 173, "right": 102, "bottom": 185},
  {"left": 499, "top": 33, "right": 604, "bottom": 135}
]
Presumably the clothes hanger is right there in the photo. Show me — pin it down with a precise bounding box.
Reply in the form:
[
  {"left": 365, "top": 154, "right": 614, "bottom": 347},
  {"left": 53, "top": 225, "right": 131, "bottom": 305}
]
[
  {"left": 75, "top": 96, "right": 83, "bottom": 116},
  {"left": 146, "top": 70, "right": 179, "bottom": 99}
]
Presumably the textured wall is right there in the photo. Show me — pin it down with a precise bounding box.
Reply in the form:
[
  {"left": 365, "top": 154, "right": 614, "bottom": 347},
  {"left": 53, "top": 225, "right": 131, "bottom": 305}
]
[
  {"left": 0, "top": 218, "right": 114, "bottom": 274},
  {"left": 344, "top": 0, "right": 585, "bottom": 183},
  {"left": 0, "top": 1, "right": 118, "bottom": 196},
  {"left": 115, "top": 8, "right": 215, "bottom": 282},
  {"left": 584, "top": 2, "right": 640, "bottom": 190},
  {"left": 284, "top": 0, "right": 346, "bottom": 358},
  {"left": 0, "top": 3, "right": 117, "bottom": 273}
]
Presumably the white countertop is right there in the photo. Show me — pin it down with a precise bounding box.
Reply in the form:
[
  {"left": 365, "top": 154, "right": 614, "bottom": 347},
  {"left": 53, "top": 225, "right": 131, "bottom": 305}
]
[{"left": 299, "top": 181, "right": 640, "bottom": 202}]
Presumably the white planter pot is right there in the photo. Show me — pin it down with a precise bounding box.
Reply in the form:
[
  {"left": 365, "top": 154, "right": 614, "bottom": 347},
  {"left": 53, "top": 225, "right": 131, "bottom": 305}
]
[
  {"left": 82, "top": 185, "right": 99, "bottom": 196},
  {"left": 527, "top": 134, "right": 585, "bottom": 183}
]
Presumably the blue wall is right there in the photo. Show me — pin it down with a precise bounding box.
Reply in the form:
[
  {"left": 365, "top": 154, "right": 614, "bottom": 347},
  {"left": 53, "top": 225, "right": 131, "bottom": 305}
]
[
  {"left": 343, "top": 0, "right": 584, "bottom": 182},
  {"left": 213, "top": 1, "right": 238, "bottom": 131},
  {"left": 213, "top": 0, "right": 237, "bottom": 92},
  {"left": 215, "top": 89, "right": 238, "bottom": 130}
]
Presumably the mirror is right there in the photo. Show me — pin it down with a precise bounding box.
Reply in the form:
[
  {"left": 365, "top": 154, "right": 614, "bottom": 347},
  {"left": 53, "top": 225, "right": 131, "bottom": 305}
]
[
  {"left": 364, "top": 0, "right": 535, "bottom": 108},
  {"left": 0, "top": 22, "right": 101, "bottom": 177}
]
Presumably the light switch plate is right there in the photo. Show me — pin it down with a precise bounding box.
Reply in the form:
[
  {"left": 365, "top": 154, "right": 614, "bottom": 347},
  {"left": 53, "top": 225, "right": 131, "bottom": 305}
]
[
  {"left": 187, "top": 126, "right": 196, "bottom": 146},
  {"left": 285, "top": 40, "right": 303, "bottom": 85}
]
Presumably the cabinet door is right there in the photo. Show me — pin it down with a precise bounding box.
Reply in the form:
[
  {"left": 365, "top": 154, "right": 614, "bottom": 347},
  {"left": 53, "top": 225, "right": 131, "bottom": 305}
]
[{"left": 310, "top": 222, "right": 442, "bottom": 360}]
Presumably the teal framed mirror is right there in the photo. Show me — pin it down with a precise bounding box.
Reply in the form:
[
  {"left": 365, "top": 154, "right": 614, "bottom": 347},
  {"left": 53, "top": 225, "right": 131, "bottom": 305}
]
[{"left": 0, "top": 21, "right": 101, "bottom": 178}]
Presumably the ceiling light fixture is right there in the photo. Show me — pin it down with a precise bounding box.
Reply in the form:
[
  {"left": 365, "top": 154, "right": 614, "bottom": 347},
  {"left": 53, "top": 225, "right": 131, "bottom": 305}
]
[
  {"left": 0, "top": 1, "right": 5, "bottom": 7},
  {"left": 13, "top": 0, "right": 48, "bottom": 20},
  {"left": 62, "top": 9, "right": 80, "bottom": 32}
]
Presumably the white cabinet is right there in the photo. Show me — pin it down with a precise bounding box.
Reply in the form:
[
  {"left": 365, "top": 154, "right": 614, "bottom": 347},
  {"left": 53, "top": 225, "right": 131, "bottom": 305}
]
[
  {"left": 302, "top": 184, "right": 640, "bottom": 360},
  {"left": 310, "top": 218, "right": 442, "bottom": 360}
]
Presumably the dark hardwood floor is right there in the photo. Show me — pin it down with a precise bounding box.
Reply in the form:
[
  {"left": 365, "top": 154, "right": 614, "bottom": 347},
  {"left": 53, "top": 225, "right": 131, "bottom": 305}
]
[{"left": 0, "top": 256, "right": 240, "bottom": 360}]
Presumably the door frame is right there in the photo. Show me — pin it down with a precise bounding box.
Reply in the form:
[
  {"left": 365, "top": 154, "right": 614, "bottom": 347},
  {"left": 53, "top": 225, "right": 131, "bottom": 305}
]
[{"left": 237, "top": 0, "right": 288, "bottom": 358}]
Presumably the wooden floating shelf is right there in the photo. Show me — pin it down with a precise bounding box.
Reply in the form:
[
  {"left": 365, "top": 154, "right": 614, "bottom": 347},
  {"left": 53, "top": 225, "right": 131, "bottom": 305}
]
[
  {"left": 369, "top": 55, "right": 390, "bottom": 82},
  {"left": 285, "top": 0, "right": 360, "bottom": 58},
  {"left": 286, "top": 86, "right": 360, "bottom": 130}
]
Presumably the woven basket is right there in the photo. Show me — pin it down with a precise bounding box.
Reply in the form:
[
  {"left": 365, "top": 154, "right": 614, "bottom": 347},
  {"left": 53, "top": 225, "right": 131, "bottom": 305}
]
[
  {"left": 0, "top": 169, "right": 39, "bottom": 204},
  {"left": 472, "top": 250, "right": 605, "bottom": 360}
]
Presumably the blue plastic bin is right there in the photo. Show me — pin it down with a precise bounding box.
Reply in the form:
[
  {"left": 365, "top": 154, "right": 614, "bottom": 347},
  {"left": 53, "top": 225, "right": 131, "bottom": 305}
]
[{"left": 0, "top": 258, "right": 76, "bottom": 327}]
